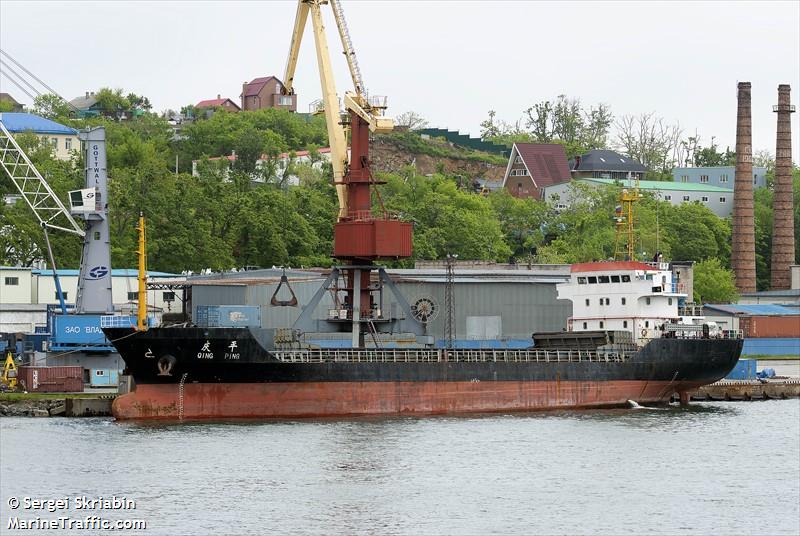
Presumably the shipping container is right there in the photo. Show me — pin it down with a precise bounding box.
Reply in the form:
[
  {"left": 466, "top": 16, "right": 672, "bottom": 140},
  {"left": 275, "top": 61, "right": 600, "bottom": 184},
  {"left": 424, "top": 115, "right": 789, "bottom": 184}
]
[
  {"left": 725, "top": 359, "right": 758, "bottom": 380},
  {"left": 195, "top": 305, "right": 261, "bottom": 328},
  {"left": 742, "top": 338, "right": 800, "bottom": 356},
  {"left": 17, "top": 366, "right": 83, "bottom": 393},
  {"left": 89, "top": 368, "right": 119, "bottom": 387},
  {"left": 739, "top": 316, "right": 800, "bottom": 338}
]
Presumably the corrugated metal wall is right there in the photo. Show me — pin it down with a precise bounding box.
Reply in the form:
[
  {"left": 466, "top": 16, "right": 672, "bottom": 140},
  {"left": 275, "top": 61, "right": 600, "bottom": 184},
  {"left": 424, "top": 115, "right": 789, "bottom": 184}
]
[{"left": 192, "top": 277, "right": 571, "bottom": 339}]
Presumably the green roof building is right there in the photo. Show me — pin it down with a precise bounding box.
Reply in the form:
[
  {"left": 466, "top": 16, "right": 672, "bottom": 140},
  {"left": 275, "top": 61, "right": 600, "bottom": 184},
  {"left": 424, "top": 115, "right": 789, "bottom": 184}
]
[{"left": 542, "top": 177, "right": 734, "bottom": 217}]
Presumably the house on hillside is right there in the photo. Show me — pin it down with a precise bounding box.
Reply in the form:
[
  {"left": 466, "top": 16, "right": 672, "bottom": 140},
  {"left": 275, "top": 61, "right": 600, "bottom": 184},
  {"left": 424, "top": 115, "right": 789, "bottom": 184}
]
[
  {"left": 195, "top": 95, "right": 241, "bottom": 116},
  {"left": 241, "top": 76, "right": 296, "bottom": 112},
  {"left": 0, "top": 93, "right": 24, "bottom": 112},
  {"left": 542, "top": 177, "right": 735, "bottom": 217},
  {"left": 501, "top": 143, "right": 571, "bottom": 199},
  {"left": 570, "top": 149, "right": 646, "bottom": 180},
  {"left": 68, "top": 91, "right": 104, "bottom": 118},
  {"left": 0, "top": 112, "right": 78, "bottom": 161},
  {"left": 672, "top": 166, "right": 768, "bottom": 189}
]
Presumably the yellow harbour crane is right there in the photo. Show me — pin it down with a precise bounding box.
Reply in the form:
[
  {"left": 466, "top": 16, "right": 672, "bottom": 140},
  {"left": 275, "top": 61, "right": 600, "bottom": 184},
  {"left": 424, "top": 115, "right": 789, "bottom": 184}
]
[
  {"left": 283, "top": 0, "right": 393, "bottom": 220},
  {"left": 613, "top": 174, "right": 643, "bottom": 261},
  {"left": 283, "top": 0, "right": 417, "bottom": 348}
]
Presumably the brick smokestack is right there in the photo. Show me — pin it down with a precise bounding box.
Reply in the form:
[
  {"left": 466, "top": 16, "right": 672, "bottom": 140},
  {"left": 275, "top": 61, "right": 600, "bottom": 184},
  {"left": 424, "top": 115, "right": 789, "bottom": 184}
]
[
  {"left": 732, "top": 82, "right": 756, "bottom": 293},
  {"left": 770, "top": 84, "right": 796, "bottom": 289}
]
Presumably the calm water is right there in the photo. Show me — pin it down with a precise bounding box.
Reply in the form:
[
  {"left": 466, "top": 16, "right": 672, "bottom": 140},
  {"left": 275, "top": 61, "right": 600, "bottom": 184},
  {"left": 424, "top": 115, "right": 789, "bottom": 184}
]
[{"left": 2, "top": 401, "right": 799, "bottom": 536}]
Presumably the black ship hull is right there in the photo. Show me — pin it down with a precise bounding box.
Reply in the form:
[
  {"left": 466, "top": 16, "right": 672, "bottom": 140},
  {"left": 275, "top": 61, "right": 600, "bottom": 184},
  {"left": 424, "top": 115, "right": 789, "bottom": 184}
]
[{"left": 104, "top": 327, "right": 743, "bottom": 420}]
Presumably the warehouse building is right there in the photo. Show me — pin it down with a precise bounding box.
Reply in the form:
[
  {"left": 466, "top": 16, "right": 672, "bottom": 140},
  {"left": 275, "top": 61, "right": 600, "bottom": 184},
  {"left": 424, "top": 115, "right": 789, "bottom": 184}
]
[
  {"left": 189, "top": 266, "right": 573, "bottom": 347},
  {"left": 0, "top": 266, "right": 183, "bottom": 333}
]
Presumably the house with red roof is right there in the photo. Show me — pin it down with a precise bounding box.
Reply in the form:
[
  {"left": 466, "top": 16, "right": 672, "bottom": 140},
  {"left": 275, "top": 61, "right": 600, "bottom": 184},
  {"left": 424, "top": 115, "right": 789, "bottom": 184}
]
[
  {"left": 195, "top": 95, "right": 240, "bottom": 113},
  {"left": 501, "top": 143, "right": 571, "bottom": 200},
  {"left": 240, "top": 76, "right": 296, "bottom": 112}
]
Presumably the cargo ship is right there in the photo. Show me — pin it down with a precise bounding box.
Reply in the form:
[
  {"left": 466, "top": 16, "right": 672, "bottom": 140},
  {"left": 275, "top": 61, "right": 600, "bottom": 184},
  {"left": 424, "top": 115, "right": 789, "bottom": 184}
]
[{"left": 104, "top": 261, "right": 743, "bottom": 420}]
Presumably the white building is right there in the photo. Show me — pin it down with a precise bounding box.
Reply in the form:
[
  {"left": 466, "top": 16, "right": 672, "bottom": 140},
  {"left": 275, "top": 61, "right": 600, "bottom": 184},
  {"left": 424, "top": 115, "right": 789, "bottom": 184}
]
[
  {"left": 542, "top": 178, "right": 735, "bottom": 217},
  {"left": 557, "top": 261, "right": 690, "bottom": 345},
  {"left": 0, "top": 112, "right": 79, "bottom": 161},
  {"left": 192, "top": 147, "right": 348, "bottom": 185}
]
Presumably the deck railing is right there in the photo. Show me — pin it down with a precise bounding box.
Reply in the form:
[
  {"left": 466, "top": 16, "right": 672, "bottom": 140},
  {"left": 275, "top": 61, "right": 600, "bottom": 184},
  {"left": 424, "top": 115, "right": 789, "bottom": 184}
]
[{"left": 273, "top": 348, "right": 633, "bottom": 364}]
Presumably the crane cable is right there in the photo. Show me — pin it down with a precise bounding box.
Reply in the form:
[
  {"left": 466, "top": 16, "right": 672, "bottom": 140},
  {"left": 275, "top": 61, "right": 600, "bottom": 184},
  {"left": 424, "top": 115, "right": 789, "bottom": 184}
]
[
  {"left": 0, "top": 48, "right": 81, "bottom": 113},
  {"left": 0, "top": 59, "right": 41, "bottom": 101}
]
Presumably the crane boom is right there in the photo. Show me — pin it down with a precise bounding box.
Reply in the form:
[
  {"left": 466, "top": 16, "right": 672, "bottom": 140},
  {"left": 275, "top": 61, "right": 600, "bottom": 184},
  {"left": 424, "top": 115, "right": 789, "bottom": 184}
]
[
  {"left": 284, "top": 0, "right": 394, "bottom": 219},
  {"left": 329, "top": 0, "right": 365, "bottom": 97},
  {"left": 282, "top": 1, "right": 310, "bottom": 96},
  {"left": 306, "top": 0, "right": 349, "bottom": 218},
  {"left": 0, "top": 119, "right": 85, "bottom": 237}
]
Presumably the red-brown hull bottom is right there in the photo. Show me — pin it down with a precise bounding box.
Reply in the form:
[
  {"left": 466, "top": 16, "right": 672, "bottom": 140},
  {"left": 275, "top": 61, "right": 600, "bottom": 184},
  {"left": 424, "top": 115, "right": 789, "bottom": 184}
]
[{"left": 113, "top": 380, "right": 704, "bottom": 420}]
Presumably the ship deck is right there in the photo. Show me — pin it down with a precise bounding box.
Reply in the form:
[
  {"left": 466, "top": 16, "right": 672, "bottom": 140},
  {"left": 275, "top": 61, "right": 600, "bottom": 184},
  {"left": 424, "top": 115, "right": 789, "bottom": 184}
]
[{"left": 273, "top": 347, "right": 632, "bottom": 364}]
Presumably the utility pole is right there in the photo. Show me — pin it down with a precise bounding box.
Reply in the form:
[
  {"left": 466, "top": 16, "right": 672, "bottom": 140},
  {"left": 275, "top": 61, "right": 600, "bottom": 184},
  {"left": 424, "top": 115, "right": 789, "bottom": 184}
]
[{"left": 444, "top": 254, "right": 457, "bottom": 349}]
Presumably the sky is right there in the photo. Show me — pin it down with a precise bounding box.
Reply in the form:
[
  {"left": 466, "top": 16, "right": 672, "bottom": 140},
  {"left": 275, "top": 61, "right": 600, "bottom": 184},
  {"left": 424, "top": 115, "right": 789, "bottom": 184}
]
[{"left": 1, "top": 0, "right": 798, "bottom": 159}]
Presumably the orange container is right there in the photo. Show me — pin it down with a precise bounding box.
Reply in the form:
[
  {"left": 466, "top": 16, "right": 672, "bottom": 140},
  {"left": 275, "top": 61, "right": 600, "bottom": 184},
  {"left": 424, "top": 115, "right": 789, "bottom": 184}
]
[
  {"left": 17, "top": 366, "right": 84, "bottom": 393},
  {"left": 740, "top": 316, "right": 800, "bottom": 338}
]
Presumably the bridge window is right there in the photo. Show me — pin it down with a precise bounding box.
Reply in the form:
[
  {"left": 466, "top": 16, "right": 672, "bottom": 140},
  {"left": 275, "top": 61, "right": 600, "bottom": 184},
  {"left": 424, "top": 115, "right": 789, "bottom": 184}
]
[
  {"left": 4, "top": 277, "right": 18, "bottom": 286},
  {"left": 611, "top": 275, "right": 620, "bottom": 283},
  {"left": 577, "top": 277, "right": 587, "bottom": 284},
  {"left": 598, "top": 275, "right": 610, "bottom": 283},
  {"left": 127, "top": 292, "right": 138, "bottom": 301},
  {"left": 587, "top": 276, "right": 597, "bottom": 284},
  {"left": 621, "top": 275, "right": 631, "bottom": 282}
]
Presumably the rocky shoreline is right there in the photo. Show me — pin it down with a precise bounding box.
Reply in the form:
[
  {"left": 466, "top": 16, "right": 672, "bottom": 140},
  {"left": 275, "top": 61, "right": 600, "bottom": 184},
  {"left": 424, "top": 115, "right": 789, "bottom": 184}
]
[
  {"left": 0, "top": 399, "right": 65, "bottom": 417},
  {"left": 0, "top": 396, "right": 114, "bottom": 417}
]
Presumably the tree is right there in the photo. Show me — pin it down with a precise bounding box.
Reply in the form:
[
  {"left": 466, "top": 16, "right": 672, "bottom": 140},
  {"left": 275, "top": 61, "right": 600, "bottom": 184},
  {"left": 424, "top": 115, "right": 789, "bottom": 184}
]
[
  {"left": 126, "top": 93, "right": 152, "bottom": 112},
  {"left": 487, "top": 190, "right": 549, "bottom": 261},
  {"left": 394, "top": 111, "right": 428, "bottom": 130},
  {"left": 95, "top": 88, "right": 128, "bottom": 113},
  {"left": 615, "top": 112, "right": 683, "bottom": 173},
  {"left": 32, "top": 94, "right": 71, "bottom": 120},
  {"left": 581, "top": 103, "right": 614, "bottom": 150},
  {"left": 694, "top": 139, "right": 735, "bottom": 167},
  {"left": 232, "top": 127, "right": 264, "bottom": 175},
  {"left": 693, "top": 258, "right": 738, "bottom": 304},
  {"left": 660, "top": 202, "right": 730, "bottom": 264}
]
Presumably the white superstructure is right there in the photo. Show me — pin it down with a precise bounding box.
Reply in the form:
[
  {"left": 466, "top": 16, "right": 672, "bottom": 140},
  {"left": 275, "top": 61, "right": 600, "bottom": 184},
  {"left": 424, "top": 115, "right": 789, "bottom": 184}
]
[{"left": 557, "top": 261, "right": 694, "bottom": 345}]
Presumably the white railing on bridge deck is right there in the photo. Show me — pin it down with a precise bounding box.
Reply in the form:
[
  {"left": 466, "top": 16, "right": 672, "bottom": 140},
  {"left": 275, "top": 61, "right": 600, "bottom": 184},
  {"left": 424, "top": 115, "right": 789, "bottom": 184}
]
[{"left": 100, "top": 315, "right": 137, "bottom": 329}]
